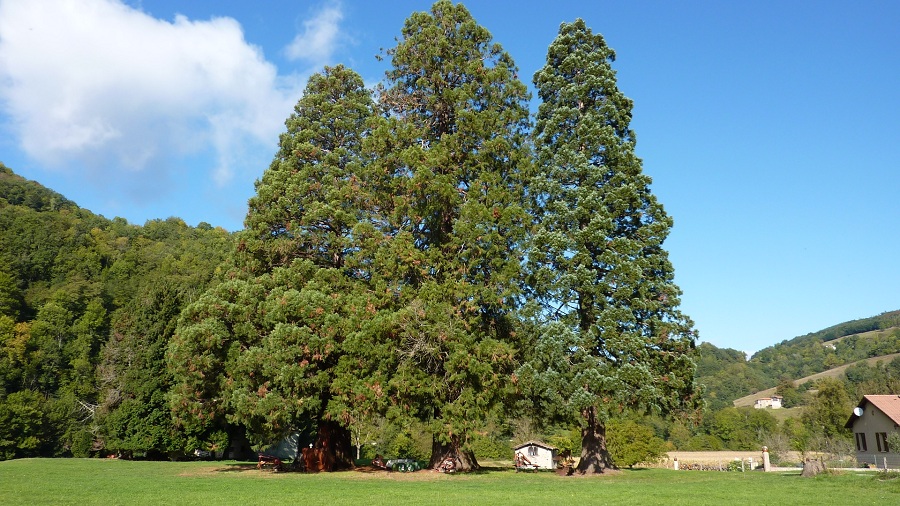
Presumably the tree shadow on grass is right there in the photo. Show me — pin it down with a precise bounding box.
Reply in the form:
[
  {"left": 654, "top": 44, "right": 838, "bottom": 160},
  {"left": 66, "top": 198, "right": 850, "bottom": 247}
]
[
  {"left": 214, "top": 462, "right": 259, "bottom": 473},
  {"left": 209, "top": 462, "right": 541, "bottom": 477}
]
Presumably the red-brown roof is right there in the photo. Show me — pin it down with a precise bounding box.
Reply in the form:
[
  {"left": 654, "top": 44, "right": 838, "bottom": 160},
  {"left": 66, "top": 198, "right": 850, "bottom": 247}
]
[
  {"left": 513, "top": 440, "right": 557, "bottom": 451},
  {"left": 845, "top": 394, "right": 900, "bottom": 428},
  {"left": 864, "top": 395, "right": 900, "bottom": 424}
]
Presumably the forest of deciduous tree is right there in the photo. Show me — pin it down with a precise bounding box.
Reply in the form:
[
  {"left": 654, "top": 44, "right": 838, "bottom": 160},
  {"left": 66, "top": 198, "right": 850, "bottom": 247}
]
[
  {"left": 0, "top": 163, "right": 233, "bottom": 460},
  {"left": 2, "top": 1, "right": 895, "bottom": 470}
]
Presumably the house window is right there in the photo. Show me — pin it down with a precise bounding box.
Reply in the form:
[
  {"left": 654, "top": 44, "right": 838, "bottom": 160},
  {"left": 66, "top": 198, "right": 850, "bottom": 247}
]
[
  {"left": 855, "top": 433, "right": 867, "bottom": 452},
  {"left": 528, "top": 445, "right": 538, "bottom": 457},
  {"left": 876, "top": 432, "right": 889, "bottom": 453}
]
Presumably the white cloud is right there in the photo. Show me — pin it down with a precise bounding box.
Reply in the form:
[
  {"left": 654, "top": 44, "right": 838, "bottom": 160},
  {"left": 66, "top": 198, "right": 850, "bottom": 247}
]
[
  {"left": 0, "top": 0, "right": 343, "bottom": 193},
  {"left": 284, "top": 2, "right": 344, "bottom": 66}
]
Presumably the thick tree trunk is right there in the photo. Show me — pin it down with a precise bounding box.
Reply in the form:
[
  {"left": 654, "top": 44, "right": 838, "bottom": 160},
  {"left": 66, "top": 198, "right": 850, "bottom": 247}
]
[
  {"left": 575, "top": 406, "right": 616, "bottom": 475},
  {"left": 428, "top": 434, "right": 480, "bottom": 472},
  {"left": 303, "top": 420, "right": 354, "bottom": 472}
]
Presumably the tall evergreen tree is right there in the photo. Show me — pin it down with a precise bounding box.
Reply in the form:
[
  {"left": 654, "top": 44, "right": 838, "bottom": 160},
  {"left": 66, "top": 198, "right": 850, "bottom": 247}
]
[
  {"left": 99, "top": 281, "right": 188, "bottom": 458},
  {"left": 373, "top": 0, "right": 531, "bottom": 471},
  {"left": 241, "top": 65, "right": 377, "bottom": 276},
  {"left": 524, "top": 19, "right": 699, "bottom": 474},
  {"left": 170, "top": 65, "right": 382, "bottom": 469}
]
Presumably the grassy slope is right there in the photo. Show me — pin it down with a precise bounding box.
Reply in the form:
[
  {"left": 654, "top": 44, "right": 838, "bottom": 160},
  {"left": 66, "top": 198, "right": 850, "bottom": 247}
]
[
  {"left": 1, "top": 459, "right": 898, "bottom": 506},
  {"left": 827, "top": 327, "right": 899, "bottom": 346},
  {"left": 732, "top": 352, "right": 900, "bottom": 408}
]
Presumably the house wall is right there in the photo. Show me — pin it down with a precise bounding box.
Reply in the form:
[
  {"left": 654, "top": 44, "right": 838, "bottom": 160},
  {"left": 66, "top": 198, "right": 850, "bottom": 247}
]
[
  {"left": 851, "top": 405, "right": 900, "bottom": 467},
  {"left": 754, "top": 397, "right": 783, "bottom": 409},
  {"left": 516, "top": 445, "right": 556, "bottom": 470}
]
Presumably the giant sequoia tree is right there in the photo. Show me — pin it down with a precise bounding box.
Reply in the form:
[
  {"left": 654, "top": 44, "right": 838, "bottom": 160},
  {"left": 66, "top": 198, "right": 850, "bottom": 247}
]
[
  {"left": 169, "top": 9, "right": 702, "bottom": 475},
  {"left": 524, "top": 20, "right": 699, "bottom": 474},
  {"left": 169, "top": 65, "right": 387, "bottom": 469},
  {"left": 373, "top": 0, "right": 531, "bottom": 471}
]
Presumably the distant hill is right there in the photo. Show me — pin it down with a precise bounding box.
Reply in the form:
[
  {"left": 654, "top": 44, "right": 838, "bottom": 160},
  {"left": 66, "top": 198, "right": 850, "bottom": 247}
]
[
  {"left": 697, "top": 313, "right": 900, "bottom": 409},
  {"left": 731, "top": 351, "right": 900, "bottom": 407},
  {"left": 776, "top": 310, "right": 900, "bottom": 346},
  {"left": 826, "top": 326, "right": 898, "bottom": 346},
  {"left": 749, "top": 317, "right": 900, "bottom": 380}
]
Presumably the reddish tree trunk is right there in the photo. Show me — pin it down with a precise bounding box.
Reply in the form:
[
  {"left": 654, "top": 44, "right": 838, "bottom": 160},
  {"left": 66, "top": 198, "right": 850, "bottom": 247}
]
[
  {"left": 303, "top": 420, "right": 354, "bottom": 472},
  {"left": 428, "top": 434, "right": 480, "bottom": 472},
  {"left": 575, "top": 406, "right": 616, "bottom": 475}
]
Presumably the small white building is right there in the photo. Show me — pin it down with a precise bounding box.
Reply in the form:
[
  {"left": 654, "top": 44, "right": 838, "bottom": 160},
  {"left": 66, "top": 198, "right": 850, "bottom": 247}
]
[
  {"left": 754, "top": 395, "right": 783, "bottom": 409},
  {"left": 513, "top": 440, "right": 557, "bottom": 470}
]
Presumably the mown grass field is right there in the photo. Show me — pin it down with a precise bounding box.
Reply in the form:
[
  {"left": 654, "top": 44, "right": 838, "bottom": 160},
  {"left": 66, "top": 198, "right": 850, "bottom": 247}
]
[{"left": 1, "top": 458, "right": 898, "bottom": 505}]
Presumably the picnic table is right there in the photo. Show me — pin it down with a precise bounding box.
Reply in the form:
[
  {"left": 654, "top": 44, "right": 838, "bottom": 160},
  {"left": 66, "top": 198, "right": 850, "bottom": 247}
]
[
  {"left": 257, "top": 453, "right": 283, "bottom": 471},
  {"left": 514, "top": 452, "right": 539, "bottom": 472}
]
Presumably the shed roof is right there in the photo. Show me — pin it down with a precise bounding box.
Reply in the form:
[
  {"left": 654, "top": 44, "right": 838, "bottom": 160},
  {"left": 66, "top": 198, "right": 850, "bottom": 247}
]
[
  {"left": 513, "top": 440, "right": 557, "bottom": 451},
  {"left": 844, "top": 394, "right": 900, "bottom": 428}
]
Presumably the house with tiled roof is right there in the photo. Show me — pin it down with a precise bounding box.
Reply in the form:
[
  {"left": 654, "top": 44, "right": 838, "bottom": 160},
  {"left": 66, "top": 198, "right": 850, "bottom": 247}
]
[{"left": 844, "top": 394, "right": 900, "bottom": 467}]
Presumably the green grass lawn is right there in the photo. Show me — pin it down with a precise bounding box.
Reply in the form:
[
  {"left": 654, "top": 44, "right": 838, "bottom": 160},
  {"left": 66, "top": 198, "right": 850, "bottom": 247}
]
[{"left": 1, "top": 459, "right": 898, "bottom": 505}]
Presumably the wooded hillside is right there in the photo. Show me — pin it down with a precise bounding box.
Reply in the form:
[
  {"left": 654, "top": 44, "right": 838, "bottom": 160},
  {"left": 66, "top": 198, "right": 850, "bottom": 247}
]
[
  {"left": 697, "top": 315, "right": 900, "bottom": 410},
  {"left": 0, "top": 163, "right": 233, "bottom": 459}
]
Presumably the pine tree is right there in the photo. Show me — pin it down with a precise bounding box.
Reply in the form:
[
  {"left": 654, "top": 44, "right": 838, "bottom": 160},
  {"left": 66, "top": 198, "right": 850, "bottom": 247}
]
[
  {"left": 373, "top": 0, "right": 531, "bottom": 471},
  {"left": 525, "top": 19, "right": 699, "bottom": 474}
]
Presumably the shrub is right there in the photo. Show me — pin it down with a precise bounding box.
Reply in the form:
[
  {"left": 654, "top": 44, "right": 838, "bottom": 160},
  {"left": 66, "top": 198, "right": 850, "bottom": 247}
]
[
  {"left": 607, "top": 419, "right": 667, "bottom": 468},
  {"left": 69, "top": 429, "right": 94, "bottom": 458},
  {"left": 470, "top": 434, "right": 512, "bottom": 460},
  {"left": 546, "top": 428, "right": 581, "bottom": 457},
  {"left": 384, "top": 428, "right": 430, "bottom": 461}
]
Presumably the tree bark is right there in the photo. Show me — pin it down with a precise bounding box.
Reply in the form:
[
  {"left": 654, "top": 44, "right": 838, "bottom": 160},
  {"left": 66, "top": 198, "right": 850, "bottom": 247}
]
[
  {"left": 575, "top": 406, "right": 616, "bottom": 475},
  {"left": 304, "top": 420, "right": 354, "bottom": 472},
  {"left": 428, "top": 434, "right": 480, "bottom": 472}
]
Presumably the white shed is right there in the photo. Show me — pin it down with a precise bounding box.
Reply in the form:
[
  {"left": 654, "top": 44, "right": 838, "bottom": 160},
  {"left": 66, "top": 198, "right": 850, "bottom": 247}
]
[{"left": 513, "top": 440, "right": 557, "bottom": 470}]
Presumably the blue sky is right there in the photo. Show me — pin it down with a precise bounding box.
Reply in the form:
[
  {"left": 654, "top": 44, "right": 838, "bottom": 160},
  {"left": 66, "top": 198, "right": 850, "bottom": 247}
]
[{"left": 0, "top": 0, "right": 897, "bottom": 354}]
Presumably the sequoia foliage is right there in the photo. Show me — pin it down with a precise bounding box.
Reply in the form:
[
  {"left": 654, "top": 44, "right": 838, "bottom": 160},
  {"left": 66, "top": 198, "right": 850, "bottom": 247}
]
[
  {"left": 168, "top": 65, "right": 382, "bottom": 469},
  {"left": 370, "top": 0, "right": 532, "bottom": 471},
  {"left": 520, "top": 19, "right": 700, "bottom": 474},
  {"left": 169, "top": 1, "right": 536, "bottom": 472}
]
